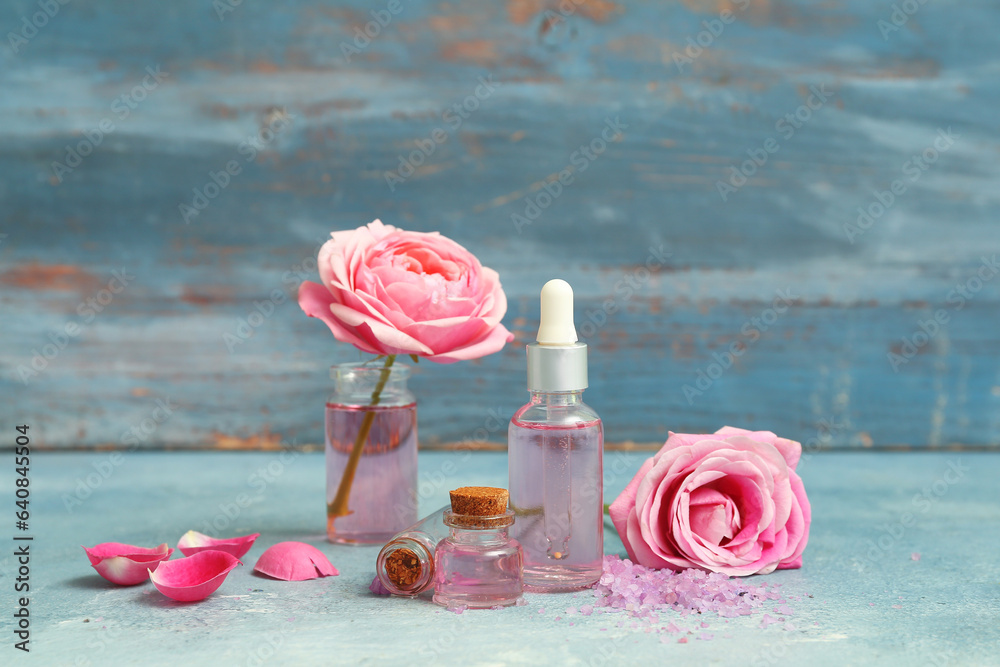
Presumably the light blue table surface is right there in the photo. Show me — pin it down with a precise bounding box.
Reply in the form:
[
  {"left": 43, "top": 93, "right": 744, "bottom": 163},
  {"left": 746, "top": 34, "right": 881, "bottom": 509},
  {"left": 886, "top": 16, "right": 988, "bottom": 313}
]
[{"left": 5, "top": 451, "right": 999, "bottom": 666}]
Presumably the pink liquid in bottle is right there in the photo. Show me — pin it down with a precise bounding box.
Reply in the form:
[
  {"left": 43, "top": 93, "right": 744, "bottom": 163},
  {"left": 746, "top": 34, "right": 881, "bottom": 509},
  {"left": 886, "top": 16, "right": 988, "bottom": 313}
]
[
  {"left": 326, "top": 402, "right": 417, "bottom": 544},
  {"left": 433, "top": 507, "right": 523, "bottom": 609},
  {"left": 509, "top": 409, "right": 603, "bottom": 590}
]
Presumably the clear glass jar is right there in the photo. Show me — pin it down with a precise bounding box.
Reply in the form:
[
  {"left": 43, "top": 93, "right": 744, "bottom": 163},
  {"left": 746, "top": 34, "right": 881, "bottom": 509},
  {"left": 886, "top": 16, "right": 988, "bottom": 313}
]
[
  {"left": 326, "top": 362, "right": 417, "bottom": 544},
  {"left": 432, "top": 509, "right": 523, "bottom": 609},
  {"left": 376, "top": 505, "right": 449, "bottom": 596}
]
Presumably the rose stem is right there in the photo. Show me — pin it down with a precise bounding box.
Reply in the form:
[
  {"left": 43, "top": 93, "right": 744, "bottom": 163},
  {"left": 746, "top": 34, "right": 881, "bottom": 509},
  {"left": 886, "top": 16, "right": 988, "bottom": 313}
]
[{"left": 327, "top": 354, "right": 396, "bottom": 518}]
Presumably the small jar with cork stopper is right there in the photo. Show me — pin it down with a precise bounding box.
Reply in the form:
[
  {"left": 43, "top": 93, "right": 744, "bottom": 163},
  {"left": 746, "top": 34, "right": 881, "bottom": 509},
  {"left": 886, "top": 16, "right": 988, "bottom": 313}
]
[{"left": 432, "top": 487, "right": 524, "bottom": 609}]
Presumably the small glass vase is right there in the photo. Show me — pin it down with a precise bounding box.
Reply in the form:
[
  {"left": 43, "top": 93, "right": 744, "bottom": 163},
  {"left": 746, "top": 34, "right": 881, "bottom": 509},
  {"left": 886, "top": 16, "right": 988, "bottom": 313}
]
[{"left": 326, "top": 362, "right": 418, "bottom": 544}]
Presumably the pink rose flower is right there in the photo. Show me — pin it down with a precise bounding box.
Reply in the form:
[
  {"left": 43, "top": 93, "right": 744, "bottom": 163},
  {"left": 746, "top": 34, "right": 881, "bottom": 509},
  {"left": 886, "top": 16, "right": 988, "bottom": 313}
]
[
  {"left": 609, "top": 426, "right": 811, "bottom": 576},
  {"left": 298, "top": 220, "right": 514, "bottom": 363}
]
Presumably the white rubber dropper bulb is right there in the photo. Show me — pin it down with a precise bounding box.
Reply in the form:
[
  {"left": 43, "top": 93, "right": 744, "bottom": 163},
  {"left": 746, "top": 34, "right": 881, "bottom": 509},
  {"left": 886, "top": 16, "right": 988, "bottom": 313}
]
[{"left": 536, "top": 279, "right": 578, "bottom": 345}]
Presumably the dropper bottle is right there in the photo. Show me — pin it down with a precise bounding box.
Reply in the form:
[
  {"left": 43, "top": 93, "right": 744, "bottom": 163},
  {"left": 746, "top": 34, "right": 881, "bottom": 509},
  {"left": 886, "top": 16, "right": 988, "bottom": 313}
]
[{"left": 508, "top": 279, "right": 604, "bottom": 591}]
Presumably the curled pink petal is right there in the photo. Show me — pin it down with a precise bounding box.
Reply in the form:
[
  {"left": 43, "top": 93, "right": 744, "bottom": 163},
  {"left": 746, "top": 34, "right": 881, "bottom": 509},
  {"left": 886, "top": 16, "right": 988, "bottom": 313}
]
[
  {"left": 177, "top": 530, "right": 260, "bottom": 558},
  {"left": 253, "top": 542, "right": 339, "bottom": 581},
  {"left": 149, "top": 550, "right": 241, "bottom": 602},
  {"left": 83, "top": 542, "right": 173, "bottom": 586}
]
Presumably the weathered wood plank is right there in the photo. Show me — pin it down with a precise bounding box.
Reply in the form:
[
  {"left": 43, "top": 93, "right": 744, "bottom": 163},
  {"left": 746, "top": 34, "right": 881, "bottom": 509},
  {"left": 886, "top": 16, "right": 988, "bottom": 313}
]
[{"left": 1, "top": 0, "right": 999, "bottom": 448}]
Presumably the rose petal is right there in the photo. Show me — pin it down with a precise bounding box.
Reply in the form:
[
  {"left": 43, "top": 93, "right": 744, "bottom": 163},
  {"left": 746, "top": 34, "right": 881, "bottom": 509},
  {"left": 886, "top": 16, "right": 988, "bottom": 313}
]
[
  {"left": 777, "top": 470, "right": 811, "bottom": 568},
  {"left": 177, "top": 531, "right": 260, "bottom": 559},
  {"left": 253, "top": 542, "right": 339, "bottom": 581},
  {"left": 609, "top": 458, "right": 656, "bottom": 562},
  {"left": 715, "top": 426, "right": 802, "bottom": 470},
  {"left": 149, "top": 550, "right": 241, "bottom": 602},
  {"left": 298, "top": 281, "right": 380, "bottom": 354},
  {"left": 83, "top": 543, "right": 173, "bottom": 586},
  {"left": 422, "top": 323, "right": 514, "bottom": 363}
]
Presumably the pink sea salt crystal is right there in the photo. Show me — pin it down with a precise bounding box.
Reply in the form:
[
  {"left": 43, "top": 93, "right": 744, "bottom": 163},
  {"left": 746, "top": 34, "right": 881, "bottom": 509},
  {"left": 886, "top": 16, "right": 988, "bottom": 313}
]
[
  {"left": 591, "top": 556, "right": 774, "bottom": 620},
  {"left": 678, "top": 637, "right": 688, "bottom": 644},
  {"left": 759, "top": 614, "right": 780, "bottom": 629},
  {"left": 369, "top": 576, "right": 391, "bottom": 596},
  {"left": 911, "top": 553, "right": 921, "bottom": 561},
  {"left": 254, "top": 542, "right": 338, "bottom": 581},
  {"left": 775, "top": 604, "right": 795, "bottom": 615},
  {"left": 580, "top": 605, "right": 595, "bottom": 616}
]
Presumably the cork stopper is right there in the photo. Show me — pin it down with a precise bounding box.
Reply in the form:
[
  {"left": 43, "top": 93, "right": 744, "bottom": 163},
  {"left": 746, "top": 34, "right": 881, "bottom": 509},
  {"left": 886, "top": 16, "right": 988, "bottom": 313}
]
[{"left": 446, "top": 487, "right": 514, "bottom": 529}]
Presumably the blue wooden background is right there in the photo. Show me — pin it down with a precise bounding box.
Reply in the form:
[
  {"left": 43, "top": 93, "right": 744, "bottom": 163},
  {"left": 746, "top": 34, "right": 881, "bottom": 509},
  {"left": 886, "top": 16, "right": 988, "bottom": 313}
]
[{"left": 2, "top": 0, "right": 998, "bottom": 450}]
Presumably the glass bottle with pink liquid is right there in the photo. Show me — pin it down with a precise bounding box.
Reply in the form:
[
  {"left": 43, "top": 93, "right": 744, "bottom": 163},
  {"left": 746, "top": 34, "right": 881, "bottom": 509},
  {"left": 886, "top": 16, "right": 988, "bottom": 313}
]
[
  {"left": 509, "top": 279, "right": 604, "bottom": 591},
  {"left": 326, "top": 362, "right": 417, "bottom": 544},
  {"left": 433, "top": 487, "right": 523, "bottom": 609}
]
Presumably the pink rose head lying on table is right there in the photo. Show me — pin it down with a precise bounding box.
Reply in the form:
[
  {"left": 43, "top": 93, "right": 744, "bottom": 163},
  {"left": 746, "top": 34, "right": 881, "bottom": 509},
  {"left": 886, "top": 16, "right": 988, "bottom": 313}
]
[
  {"left": 298, "top": 219, "right": 514, "bottom": 363},
  {"left": 609, "top": 426, "right": 811, "bottom": 576}
]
